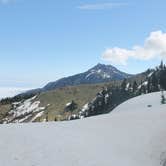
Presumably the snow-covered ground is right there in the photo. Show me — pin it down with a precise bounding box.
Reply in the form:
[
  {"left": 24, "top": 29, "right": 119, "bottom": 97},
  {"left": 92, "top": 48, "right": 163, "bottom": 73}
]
[
  {"left": 0, "top": 92, "right": 166, "bottom": 166},
  {"left": 114, "top": 91, "right": 166, "bottom": 112}
]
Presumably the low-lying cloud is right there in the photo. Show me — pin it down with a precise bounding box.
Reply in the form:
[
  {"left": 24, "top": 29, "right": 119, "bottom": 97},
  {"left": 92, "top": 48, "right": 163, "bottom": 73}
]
[
  {"left": 0, "top": 87, "right": 31, "bottom": 99},
  {"left": 102, "top": 31, "right": 166, "bottom": 65}
]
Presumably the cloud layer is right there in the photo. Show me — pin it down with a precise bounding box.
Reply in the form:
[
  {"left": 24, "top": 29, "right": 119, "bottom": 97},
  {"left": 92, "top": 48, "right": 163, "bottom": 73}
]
[
  {"left": 102, "top": 31, "right": 166, "bottom": 65},
  {"left": 78, "top": 2, "right": 126, "bottom": 10},
  {"left": 0, "top": 87, "right": 31, "bottom": 99}
]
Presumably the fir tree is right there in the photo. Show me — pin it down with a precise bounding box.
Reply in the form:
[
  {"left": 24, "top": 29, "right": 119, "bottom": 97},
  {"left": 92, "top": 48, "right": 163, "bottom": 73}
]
[
  {"left": 160, "top": 60, "right": 164, "bottom": 70},
  {"left": 132, "top": 81, "right": 138, "bottom": 93},
  {"left": 161, "top": 90, "right": 166, "bottom": 104},
  {"left": 121, "top": 79, "right": 127, "bottom": 91},
  {"left": 147, "top": 78, "right": 151, "bottom": 93},
  {"left": 151, "top": 73, "right": 159, "bottom": 92},
  {"left": 160, "top": 69, "right": 166, "bottom": 90}
]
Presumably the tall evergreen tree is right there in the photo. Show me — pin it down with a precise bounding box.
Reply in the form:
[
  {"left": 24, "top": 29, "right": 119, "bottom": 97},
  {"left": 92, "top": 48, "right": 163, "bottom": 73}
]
[
  {"left": 151, "top": 73, "right": 159, "bottom": 92},
  {"left": 161, "top": 90, "right": 166, "bottom": 104},
  {"left": 132, "top": 81, "right": 138, "bottom": 93},
  {"left": 160, "top": 60, "right": 164, "bottom": 70},
  {"left": 147, "top": 78, "right": 151, "bottom": 93},
  {"left": 121, "top": 79, "right": 127, "bottom": 91},
  {"left": 160, "top": 69, "right": 166, "bottom": 90}
]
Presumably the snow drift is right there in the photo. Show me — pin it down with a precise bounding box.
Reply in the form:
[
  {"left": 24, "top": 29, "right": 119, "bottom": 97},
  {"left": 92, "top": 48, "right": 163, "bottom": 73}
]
[{"left": 0, "top": 92, "right": 166, "bottom": 166}]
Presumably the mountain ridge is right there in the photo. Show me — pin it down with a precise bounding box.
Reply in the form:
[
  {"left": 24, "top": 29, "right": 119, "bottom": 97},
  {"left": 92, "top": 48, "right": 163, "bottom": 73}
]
[
  {"left": 1, "top": 63, "right": 165, "bottom": 123},
  {"left": 19, "top": 63, "right": 133, "bottom": 96},
  {"left": 43, "top": 63, "right": 133, "bottom": 91}
]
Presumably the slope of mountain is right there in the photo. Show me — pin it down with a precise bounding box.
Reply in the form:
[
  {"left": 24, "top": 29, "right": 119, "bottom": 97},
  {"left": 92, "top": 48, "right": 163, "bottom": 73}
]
[
  {"left": 1, "top": 63, "right": 163, "bottom": 124},
  {"left": 0, "top": 92, "right": 166, "bottom": 166},
  {"left": 43, "top": 63, "right": 132, "bottom": 91},
  {"left": 0, "top": 84, "right": 107, "bottom": 123},
  {"left": 0, "top": 66, "right": 152, "bottom": 123}
]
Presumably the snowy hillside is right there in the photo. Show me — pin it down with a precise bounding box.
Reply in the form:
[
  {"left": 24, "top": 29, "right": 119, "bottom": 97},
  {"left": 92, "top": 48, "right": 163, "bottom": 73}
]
[
  {"left": 0, "top": 92, "right": 166, "bottom": 166},
  {"left": 2, "top": 96, "right": 46, "bottom": 123},
  {"left": 114, "top": 91, "right": 166, "bottom": 112}
]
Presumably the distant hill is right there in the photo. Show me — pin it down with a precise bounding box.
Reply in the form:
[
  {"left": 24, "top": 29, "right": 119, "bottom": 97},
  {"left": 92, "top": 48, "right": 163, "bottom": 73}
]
[
  {"left": 0, "top": 73, "right": 146, "bottom": 123},
  {"left": 43, "top": 63, "right": 132, "bottom": 91},
  {"left": 2, "top": 63, "right": 165, "bottom": 124},
  {"left": 20, "top": 63, "right": 133, "bottom": 97}
]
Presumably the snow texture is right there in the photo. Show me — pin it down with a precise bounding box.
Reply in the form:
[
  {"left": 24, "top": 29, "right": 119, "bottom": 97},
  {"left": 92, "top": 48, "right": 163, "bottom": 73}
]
[
  {"left": 148, "top": 72, "right": 154, "bottom": 78},
  {"left": 114, "top": 91, "right": 166, "bottom": 112},
  {"left": 3, "top": 96, "right": 45, "bottom": 123},
  {"left": 85, "top": 69, "right": 111, "bottom": 79},
  {"left": 66, "top": 102, "right": 72, "bottom": 107},
  {"left": 0, "top": 92, "right": 166, "bottom": 166}
]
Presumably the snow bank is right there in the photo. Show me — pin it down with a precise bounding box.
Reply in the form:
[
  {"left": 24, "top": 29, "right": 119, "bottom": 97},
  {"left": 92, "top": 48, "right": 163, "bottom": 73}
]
[
  {"left": 113, "top": 91, "right": 166, "bottom": 112},
  {"left": 0, "top": 92, "right": 166, "bottom": 166}
]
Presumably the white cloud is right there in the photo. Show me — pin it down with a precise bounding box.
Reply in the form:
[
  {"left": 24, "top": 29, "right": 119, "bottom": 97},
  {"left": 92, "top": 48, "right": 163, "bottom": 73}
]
[
  {"left": 102, "top": 31, "right": 166, "bottom": 65},
  {"left": 78, "top": 2, "right": 126, "bottom": 10}
]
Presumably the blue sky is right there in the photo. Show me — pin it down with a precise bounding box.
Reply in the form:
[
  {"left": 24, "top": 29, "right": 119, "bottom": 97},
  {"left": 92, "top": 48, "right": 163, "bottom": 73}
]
[{"left": 0, "top": 0, "right": 166, "bottom": 89}]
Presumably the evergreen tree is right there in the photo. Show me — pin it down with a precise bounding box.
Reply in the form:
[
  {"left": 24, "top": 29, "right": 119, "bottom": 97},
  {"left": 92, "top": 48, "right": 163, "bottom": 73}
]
[
  {"left": 132, "top": 81, "right": 138, "bottom": 93},
  {"left": 159, "top": 69, "right": 166, "bottom": 90},
  {"left": 147, "top": 78, "right": 151, "bottom": 93},
  {"left": 128, "top": 83, "right": 133, "bottom": 93},
  {"left": 70, "top": 100, "right": 78, "bottom": 111},
  {"left": 160, "top": 60, "right": 164, "bottom": 70},
  {"left": 141, "top": 85, "right": 146, "bottom": 94},
  {"left": 121, "top": 79, "right": 127, "bottom": 91},
  {"left": 159, "top": 67, "right": 166, "bottom": 105},
  {"left": 65, "top": 100, "right": 78, "bottom": 112},
  {"left": 151, "top": 73, "right": 159, "bottom": 92},
  {"left": 161, "top": 90, "right": 166, "bottom": 104}
]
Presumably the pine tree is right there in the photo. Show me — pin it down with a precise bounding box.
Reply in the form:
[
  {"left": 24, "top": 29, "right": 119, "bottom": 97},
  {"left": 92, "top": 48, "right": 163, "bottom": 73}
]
[
  {"left": 161, "top": 90, "right": 166, "bottom": 104},
  {"left": 121, "top": 79, "right": 127, "bottom": 91},
  {"left": 147, "top": 78, "right": 151, "bottom": 93},
  {"left": 142, "top": 85, "right": 146, "bottom": 94},
  {"left": 160, "top": 69, "right": 166, "bottom": 90},
  {"left": 70, "top": 100, "right": 78, "bottom": 111},
  {"left": 159, "top": 67, "right": 166, "bottom": 104},
  {"left": 160, "top": 60, "right": 164, "bottom": 70},
  {"left": 151, "top": 73, "right": 158, "bottom": 92},
  {"left": 132, "top": 81, "right": 138, "bottom": 93}
]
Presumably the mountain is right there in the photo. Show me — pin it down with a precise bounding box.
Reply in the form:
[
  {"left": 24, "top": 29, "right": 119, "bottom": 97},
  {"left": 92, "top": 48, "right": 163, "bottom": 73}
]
[
  {"left": 0, "top": 92, "right": 166, "bottom": 166},
  {"left": 0, "top": 64, "right": 152, "bottom": 123},
  {"left": 1, "top": 84, "right": 106, "bottom": 123},
  {"left": 1, "top": 63, "right": 165, "bottom": 124},
  {"left": 0, "top": 71, "right": 147, "bottom": 123},
  {"left": 43, "top": 63, "right": 132, "bottom": 91}
]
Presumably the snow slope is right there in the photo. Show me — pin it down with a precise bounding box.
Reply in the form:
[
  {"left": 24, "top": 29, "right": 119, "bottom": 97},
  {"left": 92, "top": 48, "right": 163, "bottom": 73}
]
[
  {"left": 0, "top": 92, "right": 166, "bottom": 166},
  {"left": 114, "top": 91, "right": 166, "bottom": 112}
]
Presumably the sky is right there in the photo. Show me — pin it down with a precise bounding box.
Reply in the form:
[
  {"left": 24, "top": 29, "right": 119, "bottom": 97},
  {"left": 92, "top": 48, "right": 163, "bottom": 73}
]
[{"left": 0, "top": 0, "right": 166, "bottom": 96}]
